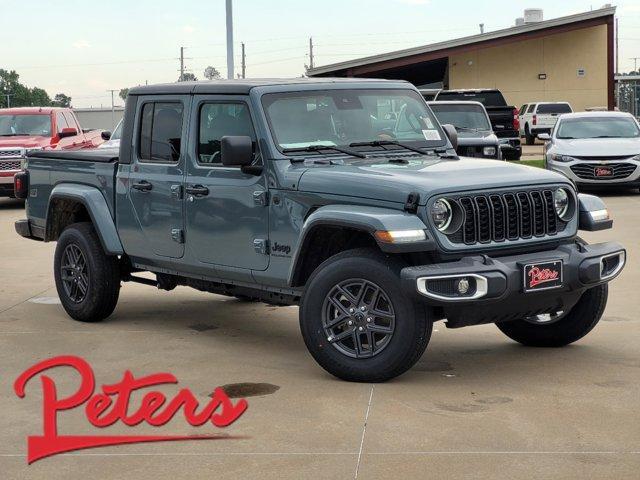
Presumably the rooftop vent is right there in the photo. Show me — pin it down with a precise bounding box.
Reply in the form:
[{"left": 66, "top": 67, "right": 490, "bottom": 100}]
[{"left": 524, "top": 8, "right": 544, "bottom": 23}]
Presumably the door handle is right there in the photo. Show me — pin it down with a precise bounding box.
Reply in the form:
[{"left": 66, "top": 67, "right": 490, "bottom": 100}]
[
  {"left": 132, "top": 180, "right": 153, "bottom": 192},
  {"left": 185, "top": 185, "right": 209, "bottom": 197}
]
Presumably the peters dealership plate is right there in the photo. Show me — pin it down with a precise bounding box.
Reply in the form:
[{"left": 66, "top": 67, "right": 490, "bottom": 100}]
[
  {"left": 523, "top": 260, "right": 563, "bottom": 292},
  {"left": 594, "top": 166, "right": 613, "bottom": 177}
]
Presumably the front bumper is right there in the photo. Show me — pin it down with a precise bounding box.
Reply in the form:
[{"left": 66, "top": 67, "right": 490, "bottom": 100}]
[
  {"left": 401, "top": 241, "right": 625, "bottom": 327},
  {"left": 547, "top": 158, "right": 640, "bottom": 186}
]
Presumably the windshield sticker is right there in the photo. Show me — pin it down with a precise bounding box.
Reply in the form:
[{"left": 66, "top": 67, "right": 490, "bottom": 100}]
[
  {"left": 421, "top": 117, "right": 435, "bottom": 129},
  {"left": 422, "top": 129, "right": 441, "bottom": 141}
]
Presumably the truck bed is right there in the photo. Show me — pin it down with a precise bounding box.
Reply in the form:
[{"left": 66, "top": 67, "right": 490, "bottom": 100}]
[{"left": 25, "top": 150, "right": 119, "bottom": 230}]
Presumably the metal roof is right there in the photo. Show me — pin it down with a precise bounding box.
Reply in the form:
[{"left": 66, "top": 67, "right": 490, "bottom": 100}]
[{"left": 308, "top": 6, "right": 616, "bottom": 76}]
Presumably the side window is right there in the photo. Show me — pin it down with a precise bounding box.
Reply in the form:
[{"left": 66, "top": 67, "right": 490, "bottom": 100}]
[
  {"left": 63, "top": 112, "right": 79, "bottom": 132},
  {"left": 519, "top": 105, "right": 527, "bottom": 115},
  {"left": 198, "top": 102, "right": 256, "bottom": 165},
  {"left": 527, "top": 104, "right": 536, "bottom": 114},
  {"left": 138, "top": 102, "right": 183, "bottom": 163},
  {"left": 56, "top": 112, "right": 68, "bottom": 133}
]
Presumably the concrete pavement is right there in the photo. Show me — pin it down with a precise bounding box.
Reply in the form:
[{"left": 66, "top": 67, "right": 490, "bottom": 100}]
[{"left": 0, "top": 191, "right": 639, "bottom": 479}]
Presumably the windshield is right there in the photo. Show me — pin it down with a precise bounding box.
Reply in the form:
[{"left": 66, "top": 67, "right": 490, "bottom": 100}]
[
  {"left": 429, "top": 104, "right": 491, "bottom": 131},
  {"left": 537, "top": 103, "right": 572, "bottom": 114},
  {"left": 111, "top": 119, "right": 123, "bottom": 140},
  {"left": 0, "top": 114, "right": 51, "bottom": 136},
  {"left": 262, "top": 89, "right": 446, "bottom": 152},
  {"left": 436, "top": 91, "right": 507, "bottom": 106},
  {"left": 556, "top": 117, "right": 640, "bottom": 139}
]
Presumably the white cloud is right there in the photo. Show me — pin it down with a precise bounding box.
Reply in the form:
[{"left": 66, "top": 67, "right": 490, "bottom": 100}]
[{"left": 72, "top": 40, "right": 91, "bottom": 49}]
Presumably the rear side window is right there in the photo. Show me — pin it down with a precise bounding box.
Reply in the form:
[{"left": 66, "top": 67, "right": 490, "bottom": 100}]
[
  {"left": 526, "top": 104, "right": 536, "bottom": 114},
  {"left": 56, "top": 112, "right": 69, "bottom": 133},
  {"left": 519, "top": 105, "right": 528, "bottom": 115},
  {"left": 138, "top": 102, "right": 183, "bottom": 163},
  {"left": 536, "top": 103, "right": 572, "bottom": 114},
  {"left": 436, "top": 90, "right": 506, "bottom": 106}
]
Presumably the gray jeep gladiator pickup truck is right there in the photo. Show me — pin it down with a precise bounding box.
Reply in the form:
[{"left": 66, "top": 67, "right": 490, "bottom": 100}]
[{"left": 14, "top": 78, "right": 626, "bottom": 382}]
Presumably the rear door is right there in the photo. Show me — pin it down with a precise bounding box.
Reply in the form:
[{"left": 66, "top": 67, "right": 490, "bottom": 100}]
[
  {"left": 184, "top": 95, "right": 269, "bottom": 270},
  {"left": 126, "top": 96, "right": 189, "bottom": 259}
]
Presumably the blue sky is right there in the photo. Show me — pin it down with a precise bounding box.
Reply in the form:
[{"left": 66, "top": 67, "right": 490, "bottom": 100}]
[{"left": 1, "top": 0, "right": 639, "bottom": 107}]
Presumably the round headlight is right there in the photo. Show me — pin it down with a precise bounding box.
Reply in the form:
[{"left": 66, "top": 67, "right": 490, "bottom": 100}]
[
  {"left": 431, "top": 198, "right": 452, "bottom": 231},
  {"left": 554, "top": 188, "right": 570, "bottom": 219}
]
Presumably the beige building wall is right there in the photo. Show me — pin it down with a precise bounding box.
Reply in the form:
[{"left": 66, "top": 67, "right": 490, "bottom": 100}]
[{"left": 448, "top": 24, "right": 608, "bottom": 112}]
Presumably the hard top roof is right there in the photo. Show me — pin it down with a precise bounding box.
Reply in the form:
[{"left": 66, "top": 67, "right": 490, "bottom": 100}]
[{"left": 128, "top": 77, "right": 410, "bottom": 96}]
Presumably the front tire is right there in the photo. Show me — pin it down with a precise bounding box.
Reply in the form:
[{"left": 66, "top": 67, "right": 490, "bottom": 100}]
[
  {"left": 54, "top": 222, "right": 120, "bottom": 322},
  {"left": 300, "top": 249, "right": 432, "bottom": 382},
  {"left": 496, "top": 284, "right": 607, "bottom": 347}
]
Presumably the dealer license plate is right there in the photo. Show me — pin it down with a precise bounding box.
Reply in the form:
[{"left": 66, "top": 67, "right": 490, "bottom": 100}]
[
  {"left": 594, "top": 166, "right": 613, "bottom": 177},
  {"left": 523, "top": 260, "right": 563, "bottom": 292}
]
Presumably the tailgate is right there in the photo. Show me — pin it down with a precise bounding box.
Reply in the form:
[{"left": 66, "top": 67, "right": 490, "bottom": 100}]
[
  {"left": 486, "top": 107, "right": 517, "bottom": 138},
  {"left": 535, "top": 114, "right": 560, "bottom": 128}
]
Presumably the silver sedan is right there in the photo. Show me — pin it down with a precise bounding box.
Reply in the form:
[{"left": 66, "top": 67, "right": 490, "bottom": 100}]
[{"left": 541, "top": 111, "right": 640, "bottom": 192}]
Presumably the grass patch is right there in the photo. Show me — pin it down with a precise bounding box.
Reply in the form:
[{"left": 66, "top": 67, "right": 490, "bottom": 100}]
[{"left": 510, "top": 158, "right": 545, "bottom": 169}]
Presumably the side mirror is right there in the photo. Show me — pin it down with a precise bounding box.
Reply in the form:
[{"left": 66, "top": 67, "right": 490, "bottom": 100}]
[
  {"left": 221, "top": 135, "right": 255, "bottom": 169},
  {"left": 101, "top": 130, "right": 112, "bottom": 141},
  {"left": 58, "top": 127, "right": 78, "bottom": 139},
  {"left": 441, "top": 124, "right": 458, "bottom": 151},
  {"left": 537, "top": 133, "right": 551, "bottom": 141},
  {"left": 578, "top": 193, "right": 613, "bottom": 231}
]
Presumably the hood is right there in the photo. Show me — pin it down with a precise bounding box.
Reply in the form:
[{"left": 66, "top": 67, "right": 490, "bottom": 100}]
[
  {"left": 297, "top": 157, "right": 568, "bottom": 205},
  {"left": 554, "top": 138, "right": 640, "bottom": 157},
  {"left": 0, "top": 136, "right": 51, "bottom": 149}
]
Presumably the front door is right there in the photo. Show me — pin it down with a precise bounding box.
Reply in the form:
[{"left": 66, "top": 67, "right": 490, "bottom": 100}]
[
  {"left": 185, "top": 96, "right": 269, "bottom": 270},
  {"left": 128, "top": 96, "right": 189, "bottom": 258}
]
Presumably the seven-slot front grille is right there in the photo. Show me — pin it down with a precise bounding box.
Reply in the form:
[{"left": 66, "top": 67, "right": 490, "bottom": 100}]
[
  {"left": 0, "top": 160, "right": 21, "bottom": 171},
  {"left": 447, "top": 189, "right": 560, "bottom": 245},
  {"left": 570, "top": 162, "right": 637, "bottom": 180}
]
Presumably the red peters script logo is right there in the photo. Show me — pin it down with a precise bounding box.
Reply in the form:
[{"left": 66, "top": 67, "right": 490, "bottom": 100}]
[
  {"left": 595, "top": 167, "right": 613, "bottom": 177},
  {"left": 527, "top": 267, "right": 560, "bottom": 288},
  {"left": 14, "top": 355, "right": 248, "bottom": 463}
]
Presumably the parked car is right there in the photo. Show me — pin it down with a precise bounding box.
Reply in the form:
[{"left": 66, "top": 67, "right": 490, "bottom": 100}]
[
  {"left": 0, "top": 107, "right": 104, "bottom": 197},
  {"left": 434, "top": 89, "right": 521, "bottom": 160},
  {"left": 519, "top": 102, "right": 573, "bottom": 145},
  {"left": 427, "top": 101, "right": 501, "bottom": 159},
  {"left": 542, "top": 111, "right": 640, "bottom": 191},
  {"left": 15, "top": 79, "right": 625, "bottom": 382},
  {"left": 98, "top": 118, "right": 123, "bottom": 150}
]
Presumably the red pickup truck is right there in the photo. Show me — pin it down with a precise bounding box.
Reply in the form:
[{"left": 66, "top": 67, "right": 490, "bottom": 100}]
[{"left": 0, "top": 107, "right": 105, "bottom": 197}]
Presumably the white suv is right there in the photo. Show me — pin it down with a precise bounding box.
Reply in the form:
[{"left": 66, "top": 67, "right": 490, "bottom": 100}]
[{"left": 519, "top": 102, "right": 573, "bottom": 145}]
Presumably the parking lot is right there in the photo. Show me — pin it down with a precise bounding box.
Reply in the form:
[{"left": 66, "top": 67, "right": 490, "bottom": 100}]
[{"left": 0, "top": 188, "right": 638, "bottom": 480}]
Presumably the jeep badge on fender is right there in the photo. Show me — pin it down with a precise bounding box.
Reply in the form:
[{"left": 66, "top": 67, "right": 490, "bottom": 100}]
[{"left": 14, "top": 78, "right": 626, "bottom": 382}]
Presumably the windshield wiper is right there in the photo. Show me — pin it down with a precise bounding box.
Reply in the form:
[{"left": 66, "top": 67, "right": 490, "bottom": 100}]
[
  {"left": 349, "top": 140, "right": 430, "bottom": 155},
  {"left": 452, "top": 125, "right": 481, "bottom": 132},
  {"left": 282, "top": 144, "right": 366, "bottom": 159},
  {"left": 0, "top": 133, "right": 28, "bottom": 137}
]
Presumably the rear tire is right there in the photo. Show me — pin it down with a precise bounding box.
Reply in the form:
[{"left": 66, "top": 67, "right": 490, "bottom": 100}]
[
  {"left": 496, "top": 284, "right": 607, "bottom": 347},
  {"left": 299, "top": 248, "right": 432, "bottom": 382},
  {"left": 525, "top": 125, "right": 535, "bottom": 145},
  {"left": 54, "top": 222, "right": 120, "bottom": 322}
]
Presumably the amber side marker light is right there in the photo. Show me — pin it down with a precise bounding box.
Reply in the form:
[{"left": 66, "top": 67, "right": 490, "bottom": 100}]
[{"left": 374, "top": 229, "right": 426, "bottom": 244}]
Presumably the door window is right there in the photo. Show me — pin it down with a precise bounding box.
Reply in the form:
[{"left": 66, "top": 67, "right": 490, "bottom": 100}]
[
  {"left": 526, "top": 104, "right": 536, "bottom": 114},
  {"left": 197, "top": 102, "right": 256, "bottom": 165},
  {"left": 519, "top": 105, "right": 527, "bottom": 115},
  {"left": 56, "top": 112, "right": 69, "bottom": 133},
  {"left": 138, "top": 102, "right": 184, "bottom": 163}
]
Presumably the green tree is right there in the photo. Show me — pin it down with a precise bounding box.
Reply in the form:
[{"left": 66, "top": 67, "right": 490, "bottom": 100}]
[
  {"left": 51, "top": 93, "right": 71, "bottom": 107},
  {"left": 0, "top": 69, "right": 64, "bottom": 108},
  {"left": 178, "top": 72, "right": 197, "bottom": 82},
  {"left": 203, "top": 66, "right": 220, "bottom": 80},
  {"left": 119, "top": 88, "right": 129, "bottom": 101}
]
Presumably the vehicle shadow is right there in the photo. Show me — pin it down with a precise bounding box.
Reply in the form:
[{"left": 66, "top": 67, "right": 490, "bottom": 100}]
[
  {"left": 104, "top": 294, "right": 619, "bottom": 384},
  {"left": 0, "top": 198, "right": 25, "bottom": 210}
]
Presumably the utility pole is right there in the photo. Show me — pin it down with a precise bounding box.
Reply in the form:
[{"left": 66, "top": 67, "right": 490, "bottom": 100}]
[
  {"left": 479, "top": 23, "right": 484, "bottom": 34},
  {"left": 180, "top": 46, "right": 185, "bottom": 81},
  {"left": 241, "top": 42, "right": 246, "bottom": 79},
  {"left": 106, "top": 89, "right": 117, "bottom": 129},
  {"left": 226, "top": 0, "right": 235, "bottom": 79},
  {"left": 631, "top": 57, "right": 640, "bottom": 73},
  {"left": 3, "top": 93, "right": 14, "bottom": 108},
  {"left": 308, "top": 37, "right": 314, "bottom": 70},
  {"left": 615, "top": 17, "right": 619, "bottom": 74}
]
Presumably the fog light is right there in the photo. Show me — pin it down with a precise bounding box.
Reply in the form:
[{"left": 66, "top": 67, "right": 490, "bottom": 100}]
[
  {"left": 456, "top": 277, "right": 470, "bottom": 294},
  {"left": 483, "top": 146, "right": 496, "bottom": 157}
]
